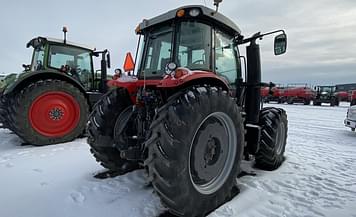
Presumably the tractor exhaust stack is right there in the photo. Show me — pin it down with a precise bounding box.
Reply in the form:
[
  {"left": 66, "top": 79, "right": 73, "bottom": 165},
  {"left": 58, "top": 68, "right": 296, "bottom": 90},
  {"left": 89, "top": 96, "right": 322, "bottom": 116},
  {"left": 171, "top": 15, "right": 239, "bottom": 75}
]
[{"left": 62, "top": 26, "right": 68, "bottom": 44}]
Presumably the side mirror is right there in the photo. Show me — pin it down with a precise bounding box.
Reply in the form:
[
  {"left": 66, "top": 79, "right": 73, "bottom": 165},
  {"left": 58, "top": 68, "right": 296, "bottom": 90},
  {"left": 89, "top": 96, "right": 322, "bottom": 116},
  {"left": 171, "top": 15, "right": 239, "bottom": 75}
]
[
  {"left": 274, "top": 33, "right": 287, "bottom": 55},
  {"left": 123, "top": 52, "right": 135, "bottom": 72},
  {"left": 22, "top": 64, "right": 30, "bottom": 71}
]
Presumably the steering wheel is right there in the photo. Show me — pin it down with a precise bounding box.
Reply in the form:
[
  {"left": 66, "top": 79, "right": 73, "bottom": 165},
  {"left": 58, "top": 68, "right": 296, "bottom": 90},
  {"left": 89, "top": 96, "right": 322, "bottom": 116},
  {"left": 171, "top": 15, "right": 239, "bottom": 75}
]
[{"left": 192, "top": 59, "right": 205, "bottom": 65}]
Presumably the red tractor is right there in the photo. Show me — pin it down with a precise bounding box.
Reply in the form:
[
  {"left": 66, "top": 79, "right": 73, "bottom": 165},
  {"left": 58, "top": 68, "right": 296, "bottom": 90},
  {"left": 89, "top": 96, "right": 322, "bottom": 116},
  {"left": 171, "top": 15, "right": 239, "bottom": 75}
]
[
  {"left": 351, "top": 90, "right": 356, "bottom": 106},
  {"left": 283, "top": 84, "right": 314, "bottom": 105},
  {"left": 87, "top": 3, "right": 288, "bottom": 216}
]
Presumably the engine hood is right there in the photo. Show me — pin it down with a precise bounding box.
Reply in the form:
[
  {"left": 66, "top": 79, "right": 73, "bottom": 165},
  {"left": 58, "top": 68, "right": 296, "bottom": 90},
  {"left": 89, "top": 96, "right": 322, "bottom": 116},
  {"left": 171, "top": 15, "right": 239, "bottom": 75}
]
[{"left": 0, "top": 72, "right": 19, "bottom": 95}]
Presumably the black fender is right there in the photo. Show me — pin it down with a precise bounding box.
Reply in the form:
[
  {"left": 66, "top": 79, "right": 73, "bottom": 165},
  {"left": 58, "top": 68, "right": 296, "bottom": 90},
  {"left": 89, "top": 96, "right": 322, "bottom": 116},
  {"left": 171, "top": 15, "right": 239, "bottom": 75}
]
[{"left": 3, "top": 70, "right": 87, "bottom": 97}]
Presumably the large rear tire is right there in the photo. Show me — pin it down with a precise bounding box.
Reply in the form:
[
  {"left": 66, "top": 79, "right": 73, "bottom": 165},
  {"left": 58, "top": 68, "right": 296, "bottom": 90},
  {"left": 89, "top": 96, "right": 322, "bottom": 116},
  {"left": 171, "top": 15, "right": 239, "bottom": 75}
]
[
  {"left": 145, "top": 86, "right": 244, "bottom": 217},
  {"left": 87, "top": 88, "right": 139, "bottom": 172},
  {"left": 255, "top": 107, "right": 288, "bottom": 170},
  {"left": 8, "top": 79, "right": 88, "bottom": 145}
]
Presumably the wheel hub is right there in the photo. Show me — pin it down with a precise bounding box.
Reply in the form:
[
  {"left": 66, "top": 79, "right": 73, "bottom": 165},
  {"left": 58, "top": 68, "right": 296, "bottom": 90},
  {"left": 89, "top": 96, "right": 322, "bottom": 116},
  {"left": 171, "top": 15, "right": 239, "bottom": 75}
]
[
  {"left": 204, "top": 136, "right": 220, "bottom": 166},
  {"left": 49, "top": 107, "right": 64, "bottom": 120},
  {"left": 29, "top": 91, "right": 80, "bottom": 137}
]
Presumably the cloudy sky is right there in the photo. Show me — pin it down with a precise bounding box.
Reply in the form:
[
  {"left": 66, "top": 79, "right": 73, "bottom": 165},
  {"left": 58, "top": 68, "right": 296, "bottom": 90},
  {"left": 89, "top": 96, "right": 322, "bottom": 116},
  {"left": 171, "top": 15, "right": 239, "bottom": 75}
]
[{"left": 0, "top": 0, "right": 355, "bottom": 85}]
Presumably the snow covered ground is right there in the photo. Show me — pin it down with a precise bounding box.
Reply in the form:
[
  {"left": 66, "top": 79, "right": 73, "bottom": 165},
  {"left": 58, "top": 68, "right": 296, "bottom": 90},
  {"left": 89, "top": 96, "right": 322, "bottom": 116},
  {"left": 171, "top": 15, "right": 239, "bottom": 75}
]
[{"left": 0, "top": 102, "right": 355, "bottom": 217}]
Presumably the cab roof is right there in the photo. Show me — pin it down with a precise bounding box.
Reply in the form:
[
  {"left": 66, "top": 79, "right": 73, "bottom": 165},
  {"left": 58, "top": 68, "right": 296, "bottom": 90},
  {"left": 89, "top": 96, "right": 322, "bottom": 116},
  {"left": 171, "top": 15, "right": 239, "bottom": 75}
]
[
  {"left": 138, "top": 5, "right": 242, "bottom": 36},
  {"left": 26, "top": 37, "right": 95, "bottom": 51}
]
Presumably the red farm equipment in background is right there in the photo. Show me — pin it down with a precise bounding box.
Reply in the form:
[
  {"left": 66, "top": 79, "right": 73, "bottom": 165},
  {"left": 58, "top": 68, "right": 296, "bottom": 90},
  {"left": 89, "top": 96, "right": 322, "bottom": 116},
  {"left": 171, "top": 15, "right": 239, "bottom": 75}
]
[
  {"left": 283, "top": 84, "right": 315, "bottom": 105},
  {"left": 350, "top": 90, "right": 356, "bottom": 106},
  {"left": 261, "top": 85, "right": 285, "bottom": 103},
  {"left": 335, "top": 91, "right": 349, "bottom": 102}
]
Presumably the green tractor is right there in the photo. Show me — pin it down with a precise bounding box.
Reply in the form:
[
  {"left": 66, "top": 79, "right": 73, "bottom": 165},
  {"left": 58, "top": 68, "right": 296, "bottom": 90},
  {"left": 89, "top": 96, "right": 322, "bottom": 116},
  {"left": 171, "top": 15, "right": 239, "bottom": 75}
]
[
  {"left": 87, "top": 2, "right": 288, "bottom": 216},
  {"left": 313, "top": 85, "right": 339, "bottom": 106},
  {"left": 0, "top": 27, "right": 111, "bottom": 145}
]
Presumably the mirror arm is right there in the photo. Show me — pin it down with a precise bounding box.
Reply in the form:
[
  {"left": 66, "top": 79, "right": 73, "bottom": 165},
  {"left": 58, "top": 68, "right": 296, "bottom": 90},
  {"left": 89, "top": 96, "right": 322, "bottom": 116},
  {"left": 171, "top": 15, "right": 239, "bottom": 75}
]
[{"left": 237, "top": 29, "right": 286, "bottom": 45}]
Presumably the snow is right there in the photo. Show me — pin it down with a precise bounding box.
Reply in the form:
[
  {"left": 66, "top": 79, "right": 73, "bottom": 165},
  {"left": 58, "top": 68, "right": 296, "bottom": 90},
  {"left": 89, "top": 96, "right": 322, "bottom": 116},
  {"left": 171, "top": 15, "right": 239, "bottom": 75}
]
[{"left": 0, "top": 102, "right": 355, "bottom": 217}]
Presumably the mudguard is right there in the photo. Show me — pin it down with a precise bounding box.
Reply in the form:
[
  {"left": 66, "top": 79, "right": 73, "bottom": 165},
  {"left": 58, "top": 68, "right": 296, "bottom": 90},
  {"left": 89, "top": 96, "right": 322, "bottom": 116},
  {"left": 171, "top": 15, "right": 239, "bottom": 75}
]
[
  {"left": 3, "top": 70, "right": 86, "bottom": 96},
  {"left": 107, "top": 69, "right": 231, "bottom": 103}
]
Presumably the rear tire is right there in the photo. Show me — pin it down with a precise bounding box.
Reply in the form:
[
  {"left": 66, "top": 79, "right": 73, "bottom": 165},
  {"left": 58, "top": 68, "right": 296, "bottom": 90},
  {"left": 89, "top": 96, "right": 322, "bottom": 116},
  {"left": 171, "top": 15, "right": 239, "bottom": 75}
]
[
  {"left": 9, "top": 79, "right": 88, "bottom": 145},
  {"left": 145, "top": 86, "right": 244, "bottom": 217},
  {"left": 255, "top": 107, "right": 288, "bottom": 170},
  {"left": 304, "top": 99, "right": 311, "bottom": 105},
  {"left": 87, "top": 88, "right": 139, "bottom": 172}
]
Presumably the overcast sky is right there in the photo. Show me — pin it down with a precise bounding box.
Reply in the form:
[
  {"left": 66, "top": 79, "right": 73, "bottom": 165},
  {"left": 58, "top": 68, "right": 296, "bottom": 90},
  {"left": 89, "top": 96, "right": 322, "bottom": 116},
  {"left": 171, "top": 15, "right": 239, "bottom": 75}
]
[{"left": 0, "top": 0, "right": 355, "bottom": 85}]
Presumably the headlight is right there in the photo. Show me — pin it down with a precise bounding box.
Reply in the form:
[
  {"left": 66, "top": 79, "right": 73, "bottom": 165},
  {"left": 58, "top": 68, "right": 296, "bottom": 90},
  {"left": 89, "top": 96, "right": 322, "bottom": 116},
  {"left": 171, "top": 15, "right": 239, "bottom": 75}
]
[{"left": 189, "top": 8, "right": 200, "bottom": 17}]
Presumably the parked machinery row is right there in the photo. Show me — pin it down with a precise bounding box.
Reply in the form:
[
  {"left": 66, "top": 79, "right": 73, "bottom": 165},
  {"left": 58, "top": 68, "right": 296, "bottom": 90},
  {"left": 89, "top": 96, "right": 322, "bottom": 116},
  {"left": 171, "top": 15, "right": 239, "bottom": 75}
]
[{"left": 261, "top": 84, "right": 356, "bottom": 106}]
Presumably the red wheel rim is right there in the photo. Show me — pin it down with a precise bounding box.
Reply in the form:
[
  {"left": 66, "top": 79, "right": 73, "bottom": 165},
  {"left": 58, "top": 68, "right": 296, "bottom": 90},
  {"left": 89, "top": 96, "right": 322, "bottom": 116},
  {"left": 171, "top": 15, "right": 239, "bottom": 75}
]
[{"left": 29, "top": 91, "right": 81, "bottom": 137}]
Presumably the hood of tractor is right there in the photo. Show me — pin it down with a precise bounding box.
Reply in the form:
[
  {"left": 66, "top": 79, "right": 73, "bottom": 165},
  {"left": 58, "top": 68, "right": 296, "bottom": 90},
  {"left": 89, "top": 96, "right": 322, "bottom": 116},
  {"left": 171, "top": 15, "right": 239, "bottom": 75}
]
[{"left": 0, "top": 73, "right": 18, "bottom": 94}]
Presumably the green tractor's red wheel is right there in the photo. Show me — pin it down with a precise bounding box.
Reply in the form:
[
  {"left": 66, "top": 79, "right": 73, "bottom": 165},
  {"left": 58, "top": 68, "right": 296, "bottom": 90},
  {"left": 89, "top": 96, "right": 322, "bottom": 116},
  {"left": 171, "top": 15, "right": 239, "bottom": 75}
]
[
  {"left": 8, "top": 79, "right": 89, "bottom": 145},
  {"left": 29, "top": 91, "right": 81, "bottom": 137}
]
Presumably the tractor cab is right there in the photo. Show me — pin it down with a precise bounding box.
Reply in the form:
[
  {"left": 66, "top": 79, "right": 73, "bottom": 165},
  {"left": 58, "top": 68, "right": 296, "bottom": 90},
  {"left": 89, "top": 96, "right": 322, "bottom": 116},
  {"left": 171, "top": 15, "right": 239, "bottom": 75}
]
[
  {"left": 25, "top": 36, "right": 109, "bottom": 92},
  {"left": 131, "top": 6, "right": 242, "bottom": 86},
  {"left": 116, "top": 5, "right": 286, "bottom": 100},
  {"left": 115, "top": 5, "right": 247, "bottom": 90}
]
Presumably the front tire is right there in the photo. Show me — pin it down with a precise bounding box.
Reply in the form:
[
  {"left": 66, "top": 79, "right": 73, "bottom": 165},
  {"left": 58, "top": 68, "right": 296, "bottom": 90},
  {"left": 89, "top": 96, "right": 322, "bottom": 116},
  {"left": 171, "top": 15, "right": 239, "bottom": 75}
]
[
  {"left": 87, "top": 88, "right": 139, "bottom": 172},
  {"left": 255, "top": 107, "right": 288, "bottom": 170},
  {"left": 145, "top": 86, "right": 244, "bottom": 217}
]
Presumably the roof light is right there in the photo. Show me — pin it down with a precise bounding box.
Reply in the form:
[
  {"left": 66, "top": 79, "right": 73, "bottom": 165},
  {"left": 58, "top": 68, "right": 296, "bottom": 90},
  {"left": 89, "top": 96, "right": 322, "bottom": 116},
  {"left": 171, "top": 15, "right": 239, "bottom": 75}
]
[
  {"left": 176, "top": 9, "right": 185, "bottom": 17},
  {"left": 135, "top": 25, "right": 141, "bottom": 34},
  {"left": 189, "top": 8, "right": 200, "bottom": 17}
]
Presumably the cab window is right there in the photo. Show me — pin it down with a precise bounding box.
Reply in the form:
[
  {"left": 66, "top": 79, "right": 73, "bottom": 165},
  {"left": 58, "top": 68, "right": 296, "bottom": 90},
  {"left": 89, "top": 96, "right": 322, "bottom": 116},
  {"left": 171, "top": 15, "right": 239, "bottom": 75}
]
[
  {"left": 142, "top": 25, "right": 173, "bottom": 77},
  {"left": 48, "top": 45, "right": 92, "bottom": 89},
  {"left": 215, "top": 30, "right": 240, "bottom": 85},
  {"left": 176, "top": 21, "right": 211, "bottom": 71},
  {"left": 31, "top": 45, "right": 45, "bottom": 71}
]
